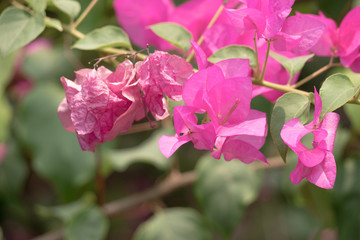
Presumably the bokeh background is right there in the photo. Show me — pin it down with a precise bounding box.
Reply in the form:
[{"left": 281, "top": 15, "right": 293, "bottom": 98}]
[{"left": 0, "top": 0, "right": 360, "bottom": 239}]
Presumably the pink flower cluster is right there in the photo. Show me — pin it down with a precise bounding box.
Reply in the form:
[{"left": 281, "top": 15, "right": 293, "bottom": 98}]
[
  {"left": 58, "top": 52, "right": 193, "bottom": 151},
  {"left": 295, "top": 7, "right": 360, "bottom": 72},
  {"left": 281, "top": 89, "right": 339, "bottom": 189},
  {"left": 159, "top": 42, "right": 268, "bottom": 164}
]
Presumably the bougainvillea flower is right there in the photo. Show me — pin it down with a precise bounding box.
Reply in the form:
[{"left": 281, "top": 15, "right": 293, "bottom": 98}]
[
  {"left": 280, "top": 89, "right": 339, "bottom": 189},
  {"left": 297, "top": 7, "right": 360, "bottom": 72},
  {"left": 226, "top": 0, "right": 295, "bottom": 39},
  {"left": 136, "top": 51, "right": 194, "bottom": 120},
  {"left": 114, "top": 0, "right": 226, "bottom": 50},
  {"left": 159, "top": 56, "right": 268, "bottom": 164},
  {"left": 113, "top": 0, "right": 175, "bottom": 50},
  {"left": 58, "top": 61, "right": 144, "bottom": 151},
  {"left": 273, "top": 13, "right": 325, "bottom": 54}
]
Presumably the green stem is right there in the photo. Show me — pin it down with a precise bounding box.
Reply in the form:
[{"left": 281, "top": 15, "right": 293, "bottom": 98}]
[
  {"left": 253, "top": 79, "right": 310, "bottom": 97},
  {"left": 186, "top": 4, "right": 225, "bottom": 62},
  {"left": 258, "top": 40, "right": 271, "bottom": 83},
  {"left": 95, "top": 146, "right": 105, "bottom": 206},
  {"left": 72, "top": 0, "right": 98, "bottom": 29},
  {"left": 292, "top": 55, "right": 340, "bottom": 88},
  {"left": 253, "top": 30, "right": 260, "bottom": 79}
]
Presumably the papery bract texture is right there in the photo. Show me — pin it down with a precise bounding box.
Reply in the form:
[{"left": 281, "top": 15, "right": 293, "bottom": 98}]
[
  {"left": 137, "top": 51, "right": 194, "bottom": 120},
  {"left": 280, "top": 89, "right": 339, "bottom": 189},
  {"left": 58, "top": 61, "right": 144, "bottom": 151}
]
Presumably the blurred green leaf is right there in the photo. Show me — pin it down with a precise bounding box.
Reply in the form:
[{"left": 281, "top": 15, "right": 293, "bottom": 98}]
[
  {"left": 0, "top": 141, "right": 28, "bottom": 199},
  {"left": 0, "top": 49, "right": 17, "bottom": 97},
  {"left": 0, "top": 7, "right": 45, "bottom": 56},
  {"left": 23, "top": 46, "right": 73, "bottom": 83},
  {"left": 26, "top": 0, "right": 47, "bottom": 13},
  {"left": 134, "top": 208, "right": 212, "bottom": 240},
  {"left": 0, "top": 97, "right": 11, "bottom": 142},
  {"left": 208, "top": 45, "right": 256, "bottom": 67},
  {"left": 65, "top": 206, "right": 109, "bottom": 240},
  {"left": 15, "top": 85, "right": 95, "bottom": 199},
  {"left": 270, "top": 51, "right": 314, "bottom": 78},
  {"left": 320, "top": 73, "right": 358, "bottom": 119},
  {"left": 52, "top": 0, "right": 81, "bottom": 19},
  {"left": 37, "top": 193, "right": 95, "bottom": 222},
  {"left": 344, "top": 104, "right": 360, "bottom": 133},
  {"left": 45, "top": 17, "right": 63, "bottom": 31},
  {"left": 108, "top": 129, "right": 171, "bottom": 172},
  {"left": 73, "top": 26, "right": 131, "bottom": 50},
  {"left": 270, "top": 93, "right": 310, "bottom": 162},
  {"left": 149, "top": 23, "right": 193, "bottom": 53},
  {"left": 194, "top": 154, "right": 262, "bottom": 237}
]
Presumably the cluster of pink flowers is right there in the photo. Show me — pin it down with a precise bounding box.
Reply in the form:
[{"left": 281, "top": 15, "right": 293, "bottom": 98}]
[
  {"left": 58, "top": 52, "right": 193, "bottom": 151},
  {"left": 56, "top": 0, "right": 356, "bottom": 189},
  {"left": 159, "top": 41, "right": 268, "bottom": 163}
]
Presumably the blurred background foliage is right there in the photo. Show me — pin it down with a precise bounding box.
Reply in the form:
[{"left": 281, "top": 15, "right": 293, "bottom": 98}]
[{"left": 0, "top": 0, "right": 360, "bottom": 239}]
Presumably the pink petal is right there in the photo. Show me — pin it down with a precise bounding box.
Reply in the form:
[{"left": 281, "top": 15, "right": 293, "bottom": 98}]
[
  {"left": 338, "top": 6, "right": 360, "bottom": 56},
  {"left": 217, "top": 110, "right": 267, "bottom": 149},
  {"left": 307, "top": 151, "right": 336, "bottom": 189},
  {"left": 183, "top": 65, "right": 224, "bottom": 108},
  {"left": 57, "top": 98, "right": 75, "bottom": 132},
  {"left": 168, "top": 0, "right": 223, "bottom": 41},
  {"left": 113, "top": 0, "right": 174, "bottom": 49},
  {"left": 217, "top": 137, "right": 268, "bottom": 164},
  {"left": 281, "top": 118, "right": 312, "bottom": 150},
  {"left": 215, "top": 58, "right": 250, "bottom": 78},
  {"left": 158, "top": 135, "right": 191, "bottom": 158},
  {"left": 173, "top": 106, "right": 198, "bottom": 135},
  {"left": 206, "top": 76, "right": 252, "bottom": 125},
  {"left": 190, "top": 40, "right": 208, "bottom": 70},
  {"left": 226, "top": 8, "right": 266, "bottom": 36},
  {"left": 290, "top": 161, "right": 311, "bottom": 184},
  {"left": 318, "top": 112, "right": 340, "bottom": 152},
  {"left": 274, "top": 14, "right": 325, "bottom": 53},
  {"left": 298, "top": 148, "right": 325, "bottom": 167}
]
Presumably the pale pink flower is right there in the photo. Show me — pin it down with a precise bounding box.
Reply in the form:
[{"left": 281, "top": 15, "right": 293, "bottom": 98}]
[
  {"left": 280, "top": 89, "right": 339, "bottom": 189},
  {"left": 136, "top": 51, "right": 194, "bottom": 120},
  {"left": 58, "top": 61, "right": 144, "bottom": 151}
]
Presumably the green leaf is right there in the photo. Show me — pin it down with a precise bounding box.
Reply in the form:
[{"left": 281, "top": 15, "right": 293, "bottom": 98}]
[
  {"left": 0, "top": 7, "right": 45, "bottom": 56},
  {"left": 149, "top": 22, "right": 193, "bottom": 53},
  {"left": 65, "top": 206, "right": 109, "bottom": 240},
  {"left": 45, "top": 17, "right": 63, "bottom": 31},
  {"left": 269, "top": 51, "right": 314, "bottom": 78},
  {"left": 26, "top": 0, "right": 47, "bottom": 12},
  {"left": 0, "top": 97, "right": 11, "bottom": 142},
  {"left": 108, "top": 129, "right": 171, "bottom": 172},
  {"left": 73, "top": 25, "right": 131, "bottom": 50},
  {"left": 270, "top": 93, "right": 310, "bottom": 162},
  {"left": 320, "top": 73, "right": 358, "bottom": 119},
  {"left": 0, "top": 51, "right": 17, "bottom": 97},
  {"left": 194, "top": 154, "right": 263, "bottom": 237},
  {"left": 344, "top": 104, "right": 360, "bottom": 133},
  {"left": 15, "top": 85, "right": 95, "bottom": 200},
  {"left": 134, "top": 208, "right": 212, "bottom": 240},
  {"left": 208, "top": 45, "right": 257, "bottom": 67},
  {"left": 52, "top": 0, "right": 81, "bottom": 19}
]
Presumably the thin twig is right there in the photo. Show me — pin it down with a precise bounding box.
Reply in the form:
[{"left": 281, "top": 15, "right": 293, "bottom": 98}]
[
  {"left": 31, "top": 171, "right": 196, "bottom": 240},
  {"left": 72, "top": 0, "right": 98, "bottom": 29},
  {"left": 292, "top": 55, "right": 341, "bottom": 88},
  {"left": 258, "top": 40, "right": 271, "bottom": 83},
  {"left": 186, "top": 4, "right": 225, "bottom": 62}
]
